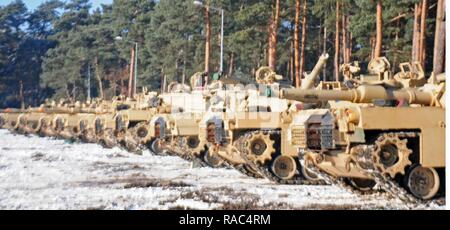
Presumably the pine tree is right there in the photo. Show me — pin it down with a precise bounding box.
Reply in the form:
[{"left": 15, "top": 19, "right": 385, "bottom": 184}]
[
  {"left": 433, "top": 0, "right": 445, "bottom": 74},
  {"left": 0, "top": 0, "right": 28, "bottom": 107},
  {"left": 0, "top": 0, "right": 445, "bottom": 107},
  {"left": 41, "top": 0, "right": 92, "bottom": 100},
  {"left": 143, "top": 0, "right": 201, "bottom": 89}
]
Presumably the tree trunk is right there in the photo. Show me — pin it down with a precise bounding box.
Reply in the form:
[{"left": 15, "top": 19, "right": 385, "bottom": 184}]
[
  {"left": 204, "top": 3, "right": 211, "bottom": 73},
  {"left": 299, "top": 0, "right": 307, "bottom": 83},
  {"left": 261, "top": 50, "right": 266, "bottom": 68},
  {"left": 348, "top": 30, "right": 352, "bottom": 62},
  {"left": 228, "top": 52, "right": 235, "bottom": 77},
  {"left": 122, "top": 67, "right": 129, "bottom": 96},
  {"left": 343, "top": 15, "right": 351, "bottom": 63},
  {"left": 323, "top": 26, "right": 327, "bottom": 81},
  {"left": 294, "top": 0, "right": 301, "bottom": 87},
  {"left": 412, "top": 2, "right": 422, "bottom": 62},
  {"left": 419, "top": 0, "right": 428, "bottom": 68},
  {"left": 66, "top": 84, "right": 71, "bottom": 102},
  {"left": 160, "top": 68, "right": 164, "bottom": 93},
  {"left": 120, "top": 71, "right": 125, "bottom": 96},
  {"left": 334, "top": 0, "right": 340, "bottom": 81},
  {"left": 286, "top": 61, "right": 290, "bottom": 83},
  {"left": 95, "top": 56, "right": 104, "bottom": 99},
  {"left": 433, "top": 0, "right": 445, "bottom": 74},
  {"left": 370, "top": 36, "right": 375, "bottom": 59},
  {"left": 342, "top": 14, "right": 348, "bottom": 63},
  {"left": 342, "top": 15, "right": 347, "bottom": 63},
  {"left": 286, "top": 42, "right": 291, "bottom": 83},
  {"left": 19, "top": 80, "right": 24, "bottom": 109},
  {"left": 374, "top": 0, "right": 383, "bottom": 58},
  {"left": 318, "top": 19, "right": 322, "bottom": 55},
  {"left": 392, "top": 22, "right": 400, "bottom": 71},
  {"left": 111, "top": 79, "right": 117, "bottom": 98},
  {"left": 268, "top": 0, "right": 280, "bottom": 70},
  {"left": 128, "top": 48, "right": 135, "bottom": 98},
  {"left": 290, "top": 40, "right": 295, "bottom": 85},
  {"left": 163, "top": 75, "right": 167, "bottom": 93}
]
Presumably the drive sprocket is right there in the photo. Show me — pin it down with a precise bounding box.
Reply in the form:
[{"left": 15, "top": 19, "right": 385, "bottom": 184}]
[
  {"left": 183, "top": 136, "right": 206, "bottom": 156},
  {"left": 243, "top": 131, "right": 275, "bottom": 165},
  {"left": 373, "top": 133, "right": 413, "bottom": 178},
  {"left": 133, "top": 122, "right": 151, "bottom": 144}
]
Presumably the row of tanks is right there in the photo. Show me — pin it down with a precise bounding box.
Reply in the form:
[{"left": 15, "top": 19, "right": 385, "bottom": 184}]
[{"left": 0, "top": 55, "right": 445, "bottom": 204}]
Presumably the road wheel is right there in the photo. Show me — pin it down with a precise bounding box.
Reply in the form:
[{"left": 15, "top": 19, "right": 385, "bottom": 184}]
[{"left": 405, "top": 164, "right": 440, "bottom": 200}]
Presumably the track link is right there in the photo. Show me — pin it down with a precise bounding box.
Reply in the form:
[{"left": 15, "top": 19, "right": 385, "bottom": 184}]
[
  {"left": 236, "top": 130, "right": 327, "bottom": 185},
  {"left": 304, "top": 132, "right": 443, "bottom": 208}
]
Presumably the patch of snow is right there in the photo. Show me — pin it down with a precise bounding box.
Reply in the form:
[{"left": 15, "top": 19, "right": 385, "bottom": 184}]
[{"left": 0, "top": 129, "right": 444, "bottom": 210}]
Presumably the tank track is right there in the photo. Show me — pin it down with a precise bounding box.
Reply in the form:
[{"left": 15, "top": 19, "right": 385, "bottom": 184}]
[
  {"left": 147, "top": 138, "right": 168, "bottom": 156},
  {"left": 216, "top": 153, "right": 263, "bottom": 179},
  {"left": 121, "top": 126, "right": 146, "bottom": 154},
  {"left": 173, "top": 138, "right": 212, "bottom": 168},
  {"left": 181, "top": 153, "right": 211, "bottom": 168},
  {"left": 302, "top": 159, "right": 384, "bottom": 197},
  {"left": 80, "top": 129, "right": 97, "bottom": 143},
  {"left": 236, "top": 130, "right": 327, "bottom": 185},
  {"left": 98, "top": 128, "right": 119, "bottom": 149},
  {"left": 304, "top": 132, "right": 442, "bottom": 207}
]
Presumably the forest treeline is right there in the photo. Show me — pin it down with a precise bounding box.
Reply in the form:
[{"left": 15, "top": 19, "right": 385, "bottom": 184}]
[{"left": 0, "top": 0, "right": 445, "bottom": 108}]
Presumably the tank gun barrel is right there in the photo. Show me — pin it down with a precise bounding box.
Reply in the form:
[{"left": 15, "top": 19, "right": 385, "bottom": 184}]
[
  {"left": 16, "top": 107, "right": 100, "bottom": 114},
  {"left": 47, "top": 108, "right": 101, "bottom": 114},
  {"left": 281, "top": 85, "right": 434, "bottom": 106},
  {"left": 0, "top": 108, "right": 27, "bottom": 113},
  {"left": 301, "top": 53, "right": 329, "bottom": 90}
]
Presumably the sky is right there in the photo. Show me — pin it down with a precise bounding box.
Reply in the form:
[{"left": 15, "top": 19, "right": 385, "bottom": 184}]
[{"left": 0, "top": 0, "right": 113, "bottom": 11}]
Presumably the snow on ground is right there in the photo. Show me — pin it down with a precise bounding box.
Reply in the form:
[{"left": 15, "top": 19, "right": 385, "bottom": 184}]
[{"left": 0, "top": 129, "right": 444, "bottom": 210}]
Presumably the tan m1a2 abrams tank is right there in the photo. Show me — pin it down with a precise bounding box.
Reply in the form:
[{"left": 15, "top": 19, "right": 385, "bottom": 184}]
[
  {"left": 26, "top": 98, "right": 112, "bottom": 142},
  {"left": 0, "top": 89, "right": 161, "bottom": 150},
  {"left": 111, "top": 88, "right": 160, "bottom": 152},
  {"left": 3, "top": 99, "right": 107, "bottom": 141},
  {"left": 0, "top": 108, "right": 27, "bottom": 132},
  {"left": 0, "top": 100, "right": 73, "bottom": 137},
  {"left": 197, "top": 54, "right": 331, "bottom": 183},
  {"left": 48, "top": 100, "right": 102, "bottom": 141},
  {"left": 78, "top": 88, "right": 160, "bottom": 151},
  {"left": 145, "top": 78, "right": 221, "bottom": 167},
  {"left": 280, "top": 69, "right": 445, "bottom": 201}
]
